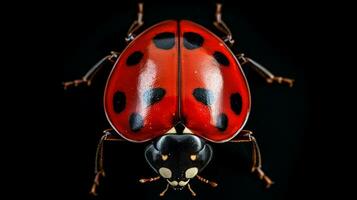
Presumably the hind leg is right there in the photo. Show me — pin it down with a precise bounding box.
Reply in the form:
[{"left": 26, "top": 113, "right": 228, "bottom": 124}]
[{"left": 211, "top": 4, "right": 294, "bottom": 87}]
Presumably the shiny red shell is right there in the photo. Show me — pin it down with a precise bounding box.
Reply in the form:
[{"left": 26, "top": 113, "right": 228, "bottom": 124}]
[{"left": 104, "top": 20, "right": 250, "bottom": 143}]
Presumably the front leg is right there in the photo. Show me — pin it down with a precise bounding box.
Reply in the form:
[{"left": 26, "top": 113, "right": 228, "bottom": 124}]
[
  {"left": 230, "top": 130, "right": 274, "bottom": 188},
  {"left": 139, "top": 176, "right": 160, "bottom": 183},
  {"left": 237, "top": 53, "right": 294, "bottom": 87},
  {"left": 196, "top": 175, "right": 218, "bottom": 187},
  {"left": 90, "top": 129, "right": 126, "bottom": 196}
]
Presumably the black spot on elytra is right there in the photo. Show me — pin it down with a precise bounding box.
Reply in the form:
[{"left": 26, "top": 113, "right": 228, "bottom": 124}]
[
  {"left": 216, "top": 113, "right": 228, "bottom": 132},
  {"left": 153, "top": 32, "right": 175, "bottom": 50},
  {"left": 183, "top": 32, "right": 204, "bottom": 50},
  {"left": 129, "top": 113, "right": 144, "bottom": 132},
  {"left": 193, "top": 88, "right": 214, "bottom": 106},
  {"left": 126, "top": 51, "right": 143, "bottom": 66},
  {"left": 230, "top": 93, "right": 242, "bottom": 115},
  {"left": 113, "top": 91, "right": 126, "bottom": 113},
  {"left": 143, "top": 88, "right": 166, "bottom": 106},
  {"left": 213, "top": 51, "right": 230, "bottom": 66}
]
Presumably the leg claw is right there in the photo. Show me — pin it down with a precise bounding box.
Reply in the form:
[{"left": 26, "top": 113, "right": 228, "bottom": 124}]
[
  {"left": 252, "top": 167, "right": 274, "bottom": 188},
  {"left": 89, "top": 171, "right": 105, "bottom": 196},
  {"left": 63, "top": 79, "right": 90, "bottom": 90},
  {"left": 267, "top": 77, "right": 294, "bottom": 87}
]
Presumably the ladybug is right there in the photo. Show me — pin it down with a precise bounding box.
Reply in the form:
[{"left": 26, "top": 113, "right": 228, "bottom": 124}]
[{"left": 63, "top": 3, "right": 294, "bottom": 197}]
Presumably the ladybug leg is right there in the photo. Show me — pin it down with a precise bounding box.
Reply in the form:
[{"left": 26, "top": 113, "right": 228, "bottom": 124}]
[
  {"left": 249, "top": 136, "right": 274, "bottom": 188},
  {"left": 196, "top": 175, "right": 218, "bottom": 187},
  {"left": 213, "top": 3, "right": 235, "bottom": 46},
  {"left": 126, "top": 3, "right": 144, "bottom": 42},
  {"left": 90, "top": 129, "right": 126, "bottom": 196},
  {"left": 237, "top": 53, "right": 295, "bottom": 87},
  {"left": 63, "top": 51, "right": 120, "bottom": 90},
  {"left": 230, "top": 130, "right": 274, "bottom": 188},
  {"left": 139, "top": 176, "right": 161, "bottom": 184}
]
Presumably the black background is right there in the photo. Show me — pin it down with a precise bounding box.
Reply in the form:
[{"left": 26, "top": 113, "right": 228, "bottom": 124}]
[{"left": 59, "top": 0, "right": 348, "bottom": 199}]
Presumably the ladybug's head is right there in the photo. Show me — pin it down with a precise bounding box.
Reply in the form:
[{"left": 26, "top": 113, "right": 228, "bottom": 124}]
[{"left": 145, "top": 134, "right": 213, "bottom": 190}]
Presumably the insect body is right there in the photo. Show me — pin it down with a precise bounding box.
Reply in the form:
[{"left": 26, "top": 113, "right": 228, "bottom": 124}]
[
  {"left": 104, "top": 20, "right": 250, "bottom": 143},
  {"left": 63, "top": 3, "right": 294, "bottom": 197}
]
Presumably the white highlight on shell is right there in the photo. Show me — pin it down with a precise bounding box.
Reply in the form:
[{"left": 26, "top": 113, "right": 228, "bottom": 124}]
[
  {"left": 138, "top": 59, "right": 157, "bottom": 116},
  {"left": 159, "top": 167, "right": 172, "bottom": 178},
  {"left": 185, "top": 167, "right": 198, "bottom": 179}
]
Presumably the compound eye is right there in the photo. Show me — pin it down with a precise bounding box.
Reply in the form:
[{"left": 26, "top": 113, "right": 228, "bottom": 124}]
[
  {"left": 159, "top": 167, "right": 172, "bottom": 178},
  {"left": 185, "top": 167, "right": 198, "bottom": 179},
  {"left": 190, "top": 154, "right": 197, "bottom": 161},
  {"left": 161, "top": 154, "right": 168, "bottom": 161}
]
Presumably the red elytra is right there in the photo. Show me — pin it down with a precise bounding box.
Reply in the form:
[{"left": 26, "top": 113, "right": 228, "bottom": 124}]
[{"left": 104, "top": 20, "right": 251, "bottom": 143}]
